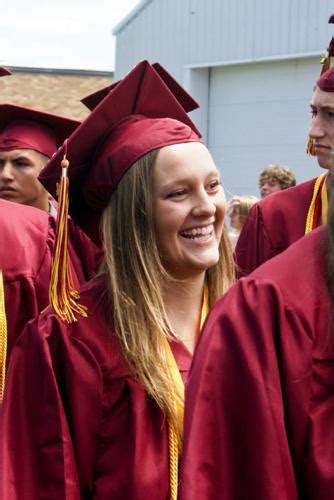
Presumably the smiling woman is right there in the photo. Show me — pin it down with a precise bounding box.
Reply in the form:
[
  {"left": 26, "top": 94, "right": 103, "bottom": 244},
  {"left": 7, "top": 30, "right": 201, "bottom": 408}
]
[
  {"left": 1, "top": 60, "right": 235, "bottom": 500},
  {"left": 153, "top": 142, "right": 226, "bottom": 280}
]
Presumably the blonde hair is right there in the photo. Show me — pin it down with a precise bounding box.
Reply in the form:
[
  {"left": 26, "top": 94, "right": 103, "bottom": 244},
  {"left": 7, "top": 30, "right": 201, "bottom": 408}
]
[
  {"left": 238, "top": 195, "right": 258, "bottom": 225},
  {"left": 100, "top": 149, "right": 235, "bottom": 446}
]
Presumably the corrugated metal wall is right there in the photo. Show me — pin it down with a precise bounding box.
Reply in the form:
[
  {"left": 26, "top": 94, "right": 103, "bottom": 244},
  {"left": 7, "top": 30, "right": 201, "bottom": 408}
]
[{"left": 115, "top": 0, "right": 334, "bottom": 78}]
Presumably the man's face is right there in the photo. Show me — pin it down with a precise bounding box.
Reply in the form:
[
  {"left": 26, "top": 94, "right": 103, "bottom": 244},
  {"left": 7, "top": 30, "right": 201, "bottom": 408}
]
[
  {"left": 0, "top": 149, "right": 49, "bottom": 211},
  {"left": 259, "top": 177, "right": 282, "bottom": 198},
  {"left": 309, "top": 87, "right": 334, "bottom": 170}
]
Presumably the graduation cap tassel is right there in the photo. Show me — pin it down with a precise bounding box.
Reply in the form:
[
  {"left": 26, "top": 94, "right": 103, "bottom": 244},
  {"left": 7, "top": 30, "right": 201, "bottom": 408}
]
[
  {"left": 320, "top": 36, "right": 334, "bottom": 75},
  {"left": 306, "top": 136, "right": 316, "bottom": 156},
  {"left": 49, "top": 150, "right": 87, "bottom": 323},
  {"left": 320, "top": 49, "right": 331, "bottom": 75}
]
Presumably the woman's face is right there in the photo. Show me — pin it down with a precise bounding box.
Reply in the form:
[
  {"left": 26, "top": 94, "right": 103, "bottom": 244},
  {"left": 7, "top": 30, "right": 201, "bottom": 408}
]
[{"left": 152, "top": 142, "right": 226, "bottom": 279}]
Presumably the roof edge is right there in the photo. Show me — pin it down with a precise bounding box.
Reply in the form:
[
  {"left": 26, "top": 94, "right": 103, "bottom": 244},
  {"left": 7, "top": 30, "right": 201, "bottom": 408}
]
[
  {"left": 2, "top": 66, "right": 113, "bottom": 77},
  {"left": 113, "top": 0, "right": 152, "bottom": 35}
]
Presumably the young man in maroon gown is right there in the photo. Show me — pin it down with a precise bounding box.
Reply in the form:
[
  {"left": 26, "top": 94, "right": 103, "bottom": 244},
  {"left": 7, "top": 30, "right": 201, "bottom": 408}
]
[
  {"left": 0, "top": 70, "right": 55, "bottom": 366},
  {"left": 0, "top": 199, "right": 54, "bottom": 358},
  {"left": 236, "top": 63, "right": 334, "bottom": 276},
  {"left": 0, "top": 104, "right": 100, "bottom": 284}
]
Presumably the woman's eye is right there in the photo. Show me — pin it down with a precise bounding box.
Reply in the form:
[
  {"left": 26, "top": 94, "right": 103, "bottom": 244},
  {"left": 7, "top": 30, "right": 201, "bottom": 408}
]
[
  {"left": 207, "top": 180, "right": 221, "bottom": 190},
  {"left": 166, "top": 190, "right": 186, "bottom": 199}
]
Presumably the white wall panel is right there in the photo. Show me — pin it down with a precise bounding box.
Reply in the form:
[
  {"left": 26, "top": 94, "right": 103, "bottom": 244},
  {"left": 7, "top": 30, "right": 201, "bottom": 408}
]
[{"left": 207, "top": 58, "right": 321, "bottom": 198}]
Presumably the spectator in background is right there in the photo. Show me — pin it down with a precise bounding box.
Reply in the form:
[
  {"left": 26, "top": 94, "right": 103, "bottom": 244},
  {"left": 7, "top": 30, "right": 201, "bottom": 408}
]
[
  {"left": 228, "top": 195, "right": 258, "bottom": 248},
  {"left": 259, "top": 164, "right": 296, "bottom": 198}
]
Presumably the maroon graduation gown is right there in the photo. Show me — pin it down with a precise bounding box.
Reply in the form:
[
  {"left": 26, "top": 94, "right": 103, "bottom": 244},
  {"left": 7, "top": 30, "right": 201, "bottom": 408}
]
[
  {"left": 235, "top": 177, "right": 319, "bottom": 276},
  {"left": 67, "top": 219, "right": 102, "bottom": 284},
  {"left": 180, "top": 226, "right": 333, "bottom": 500},
  {"left": 1, "top": 274, "right": 192, "bottom": 499},
  {"left": 0, "top": 199, "right": 54, "bottom": 356},
  {"left": 1, "top": 199, "right": 100, "bottom": 363}
]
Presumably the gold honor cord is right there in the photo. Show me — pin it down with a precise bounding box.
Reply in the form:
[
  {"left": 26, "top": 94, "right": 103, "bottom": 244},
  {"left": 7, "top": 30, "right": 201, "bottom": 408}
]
[
  {"left": 305, "top": 173, "right": 328, "bottom": 234},
  {"left": 0, "top": 270, "right": 7, "bottom": 401},
  {"left": 165, "top": 287, "right": 209, "bottom": 500}
]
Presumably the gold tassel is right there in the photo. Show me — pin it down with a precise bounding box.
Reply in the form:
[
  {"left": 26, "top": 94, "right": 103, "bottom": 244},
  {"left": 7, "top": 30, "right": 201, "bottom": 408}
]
[
  {"left": 49, "top": 154, "right": 87, "bottom": 323},
  {"left": 320, "top": 50, "right": 331, "bottom": 75},
  {"left": 306, "top": 136, "right": 316, "bottom": 156},
  {"left": 0, "top": 270, "right": 7, "bottom": 401}
]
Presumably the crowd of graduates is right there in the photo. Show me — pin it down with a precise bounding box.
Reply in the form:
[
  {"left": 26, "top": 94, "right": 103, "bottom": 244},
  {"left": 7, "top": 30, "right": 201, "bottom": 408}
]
[{"left": 0, "top": 21, "right": 334, "bottom": 499}]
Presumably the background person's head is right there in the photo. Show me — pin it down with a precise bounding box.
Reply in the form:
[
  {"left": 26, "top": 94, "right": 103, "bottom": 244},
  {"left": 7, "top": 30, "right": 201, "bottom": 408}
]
[
  {"left": 309, "top": 68, "right": 334, "bottom": 172},
  {"left": 228, "top": 195, "right": 258, "bottom": 232},
  {"left": 0, "top": 104, "right": 78, "bottom": 211},
  {"left": 259, "top": 164, "right": 296, "bottom": 198}
]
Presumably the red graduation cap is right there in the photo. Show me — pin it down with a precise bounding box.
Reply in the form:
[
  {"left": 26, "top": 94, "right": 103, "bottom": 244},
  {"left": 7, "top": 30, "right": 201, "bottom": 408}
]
[
  {"left": 39, "top": 60, "right": 201, "bottom": 323},
  {"left": 39, "top": 60, "right": 201, "bottom": 244},
  {"left": 0, "top": 67, "right": 11, "bottom": 77},
  {"left": 81, "top": 62, "right": 199, "bottom": 114},
  {"left": 0, "top": 104, "right": 80, "bottom": 158},
  {"left": 317, "top": 66, "right": 334, "bottom": 92}
]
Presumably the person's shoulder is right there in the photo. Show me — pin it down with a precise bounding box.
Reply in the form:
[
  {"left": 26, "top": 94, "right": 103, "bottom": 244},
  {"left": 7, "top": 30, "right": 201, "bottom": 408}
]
[
  {"left": 0, "top": 199, "right": 52, "bottom": 241},
  {"left": 249, "top": 226, "right": 327, "bottom": 303},
  {"left": 0, "top": 199, "right": 54, "bottom": 277}
]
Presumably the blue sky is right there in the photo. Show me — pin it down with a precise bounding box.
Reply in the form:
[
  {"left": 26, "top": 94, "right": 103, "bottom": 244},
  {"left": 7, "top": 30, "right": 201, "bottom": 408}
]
[{"left": 0, "top": 0, "right": 140, "bottom": 71}]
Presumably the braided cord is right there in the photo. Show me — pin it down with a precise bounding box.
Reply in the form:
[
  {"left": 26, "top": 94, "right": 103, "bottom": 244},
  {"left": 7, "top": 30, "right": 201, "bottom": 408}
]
[{"left": 0, "top": 270, "right": 7, "bottom": 401}]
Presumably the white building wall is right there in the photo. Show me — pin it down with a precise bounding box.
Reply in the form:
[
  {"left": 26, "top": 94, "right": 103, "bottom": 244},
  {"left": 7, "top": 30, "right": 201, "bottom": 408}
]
[
  {"left": 113, "top": 0, "right": 334, "bottom": 195},
  {"left": 114, "top": 0, "right": 334, "bottom": 78}
]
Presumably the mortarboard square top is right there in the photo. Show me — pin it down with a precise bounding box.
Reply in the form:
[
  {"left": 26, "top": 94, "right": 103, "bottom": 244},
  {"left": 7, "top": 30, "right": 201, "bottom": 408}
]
[
  {"left": 81, "top": 62, "right": 199, "bottom": 114},
  {"left": 39, "top": 60, "right": 202, "bottom": 244},
  {"left": 0, "top": 104, "right": 80, "bottom": 158}
]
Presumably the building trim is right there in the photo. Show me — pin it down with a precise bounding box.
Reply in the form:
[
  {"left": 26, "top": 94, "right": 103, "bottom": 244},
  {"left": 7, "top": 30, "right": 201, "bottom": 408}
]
[
  {"left": 184, "top": 51, "right": 323, "bottom": 70},
  {"left": 113, "top": 0, "right": 152, "bottom": 34}
]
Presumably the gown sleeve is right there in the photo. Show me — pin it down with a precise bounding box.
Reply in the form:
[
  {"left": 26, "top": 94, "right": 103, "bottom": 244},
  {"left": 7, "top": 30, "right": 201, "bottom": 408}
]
[
  {"left": 0, "top": 312, "right": 103, "bottom": 500},
  {"left": 235, "top": 204, "right": 275, "bottom": 277},
  {"left": 180, "top": 277, "right": 315, "bottom": 500}
]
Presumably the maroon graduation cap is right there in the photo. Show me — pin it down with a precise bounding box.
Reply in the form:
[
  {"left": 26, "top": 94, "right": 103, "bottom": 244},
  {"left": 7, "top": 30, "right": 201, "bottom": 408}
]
[
  {"left": 39, "top": 60, "right": 201, "bottom": 244},
  {"left": 0, "top": 104, "right": 80, "bottom": 157},
  {"left": 39, "top": 59, "right": 202, "bottom": 323},
  {"left": 81, "top": 62, "right": 199, "bottom": 114},
  {"left": 0, "top": 67, "right": 11, "bottom": 77}
]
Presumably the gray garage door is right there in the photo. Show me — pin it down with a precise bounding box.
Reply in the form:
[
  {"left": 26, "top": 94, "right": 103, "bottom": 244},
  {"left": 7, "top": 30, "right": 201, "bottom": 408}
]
[{"left": 207, "top": 58, "right": 322, "bottom": 199}]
